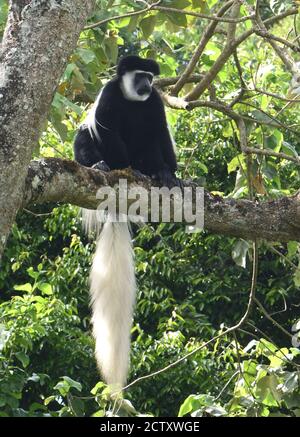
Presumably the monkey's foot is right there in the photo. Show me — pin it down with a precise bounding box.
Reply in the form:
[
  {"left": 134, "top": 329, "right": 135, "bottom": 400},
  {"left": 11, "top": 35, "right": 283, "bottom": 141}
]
[
  {"left": 92, "top": 160, "right": 111, "bottom": 172},
  {"left": 154, "top": 169, "right": 182, "bottom": 189},
  {"left": 132, "top": 169, "right": 146, "bottom": 179}
]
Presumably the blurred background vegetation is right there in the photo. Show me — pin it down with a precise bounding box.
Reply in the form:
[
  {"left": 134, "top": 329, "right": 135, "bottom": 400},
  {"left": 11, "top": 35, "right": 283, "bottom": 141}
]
[{"left": 0, "top": 0, "right": 299, "bottom": 417}]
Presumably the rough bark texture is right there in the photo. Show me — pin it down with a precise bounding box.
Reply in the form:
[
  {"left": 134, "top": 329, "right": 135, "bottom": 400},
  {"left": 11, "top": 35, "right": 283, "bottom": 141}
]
[
  {"left": 24, "top": 158, "right": 300, "bottom": 242},
  {"left": 0, "top": 0, "right": 95, "bottom": 260}
]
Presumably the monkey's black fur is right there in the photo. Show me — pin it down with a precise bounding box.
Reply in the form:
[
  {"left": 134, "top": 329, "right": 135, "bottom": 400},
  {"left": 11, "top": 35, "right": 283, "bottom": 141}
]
[{"left": 74, "top": 55, "right": 178, "bottom": 186}]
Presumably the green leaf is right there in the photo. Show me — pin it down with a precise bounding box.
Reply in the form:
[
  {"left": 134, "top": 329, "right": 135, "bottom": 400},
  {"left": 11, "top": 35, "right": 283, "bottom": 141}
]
[
  {"left": 166, "top": 12, "right": 187, "bottom": 27},
  {"left": 204, "top": 42, "right": 221, "bottom": 61},
  {"left": 293, "top": 265, "right": 300, "bottom": 288},
  {"left": 44, "top": 396, "right": 56, "bottom": 406},
  {"left": 264, "top": 129, "right": 283, "bottom": 152},
  {"left": 251, "top": 110, "right": 280, "bottom": 127},
  {"left": 63, "top": 63, "right": 77, "bottom": 81},
  {"left": 197, "top": 162, "right": 208, "bottom": 174},
  {"left": 91, "top": 381, "right": 106, "bottom": 395},
  {"left": 104, "top": 36, "right": 118, "bottom": 64},
  {"left": 92, "top": 410, "right": 105, "bottom": 417},
  {"left": 170, "top": 0, "right": 190, "bottom": 8},
  {"left": 178, "top": 394, "right": 215, "bottom": 417},
  {"left": 227, "top": 154, "right": 244, "bottom": 174},
  {"left": 202, "top": 405, "right": 227, "bottom": 417},
  {"left": 116, "top": 16, "right": 131, "bottom": 28},
  {"left": 279, "top": 373, "right": 298, "bottom": 394},
  {"left": 54, "top": 377, "right": 82, "bottom": 397},
  {"left": 140, "top": 15, "right": 156, "bottom": 39},
  {"left": 77, "top": 48, "right": 96, "bottom": 64},
  {"left": 62, "top": 376, "right": 82, "bottom": 392},
  {"left": 52, "top": 93, "right": 82, "bottom": 116},
  {"left": 15, "top": 352, "right": 30, "bottom": 368},
  {"left": 179, "top": 394, "right": 199, "bottom": 417},
  {"left": 282, "top": 141, "right": 299, "bottom": 158},
  {"left": 69, "top": 397, "right": 85, "bottom": 416},
  {"left": 14, "top": 283, "right": 32, "bottom": 293},
  {"left": 37, "top": 283, "right": 53, "bottom": 295},
  {"left": 27, "top": 267, "right": 39, "bottom": 280},
  {"left": 287, "top": 241, "right": 298, "bottom": 257},
  {"left": 127, "top": 15, "right": 139, "bottom": 33}
]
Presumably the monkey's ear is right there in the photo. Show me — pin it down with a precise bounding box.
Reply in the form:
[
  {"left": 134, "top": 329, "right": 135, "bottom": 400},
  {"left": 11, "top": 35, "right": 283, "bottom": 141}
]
[
  {"left": 117, "top": 64, "right": 125, "bottom": 77},
  {"left": 117, "top": 56, "right": 129, "bottom": 77},
  {"left": 150, "top": 60, "right": 160, "bottom": 76}
]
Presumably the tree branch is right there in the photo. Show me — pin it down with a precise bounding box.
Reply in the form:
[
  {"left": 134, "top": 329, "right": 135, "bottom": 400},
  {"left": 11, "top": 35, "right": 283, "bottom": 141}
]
[
  {"left": 170, "top": 0, "right": 235, "bottom": 96},
  {"left": 24, "top": 158, "right": 300, "bottom": 243},
  {"left": 185, "top": 0, "right": 242, "bottom": 101},
  {"left": 182, "top": 5, "right": 298, "bottom": 101},
  {"left": 84, "top": 0, "right": 161, "bottom": 30}
]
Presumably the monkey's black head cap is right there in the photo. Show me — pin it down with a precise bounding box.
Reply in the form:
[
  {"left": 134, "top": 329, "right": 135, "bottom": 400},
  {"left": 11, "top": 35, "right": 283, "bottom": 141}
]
[{"left": 117, "top": 55, "right": 160, "bottom": 77}]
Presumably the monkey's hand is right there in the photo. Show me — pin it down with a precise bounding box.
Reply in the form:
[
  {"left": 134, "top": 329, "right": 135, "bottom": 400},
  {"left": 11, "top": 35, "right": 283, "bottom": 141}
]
[
  {"left": 132, "top": 169, "right": 146, "bottom": 179},
  {"left": 92, "top": 160, "right": 110, "bottom": 172},
  {"left": 154, "top": 167, "right": 182, "bottom": 189}
]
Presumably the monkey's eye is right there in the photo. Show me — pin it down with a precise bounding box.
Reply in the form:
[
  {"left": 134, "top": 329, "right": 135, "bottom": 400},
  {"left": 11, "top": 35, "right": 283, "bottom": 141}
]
[{"left": 136, "top": 72, "right": 153, "bottom": 83}]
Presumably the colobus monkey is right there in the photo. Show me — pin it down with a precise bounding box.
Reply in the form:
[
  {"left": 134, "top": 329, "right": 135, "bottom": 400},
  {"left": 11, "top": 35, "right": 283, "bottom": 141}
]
[{"left": 74, "top": 55, "right": 180, "bottom": 391}]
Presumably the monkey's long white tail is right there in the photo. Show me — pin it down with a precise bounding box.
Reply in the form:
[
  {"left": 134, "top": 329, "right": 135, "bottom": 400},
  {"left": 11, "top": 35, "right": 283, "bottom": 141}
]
[{"left": 89, "top": 216, "right": 136, "bottom": 390}]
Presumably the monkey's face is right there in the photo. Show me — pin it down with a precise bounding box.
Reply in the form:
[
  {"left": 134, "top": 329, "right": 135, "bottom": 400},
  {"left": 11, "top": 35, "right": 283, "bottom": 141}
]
[{"left": 120, "top": 70, "right": 154, "bottom": 102}]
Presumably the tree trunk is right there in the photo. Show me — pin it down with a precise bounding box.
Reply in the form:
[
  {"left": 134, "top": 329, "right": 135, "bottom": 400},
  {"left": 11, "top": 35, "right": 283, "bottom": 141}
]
[{"left": 0, "top": 0, "right": 95, "bottom": 260}]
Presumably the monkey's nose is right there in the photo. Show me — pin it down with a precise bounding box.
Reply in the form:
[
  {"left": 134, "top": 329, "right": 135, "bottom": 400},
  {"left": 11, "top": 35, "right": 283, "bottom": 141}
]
[{"left": 137, "top": 85, "right": 151, "bottom": 95}]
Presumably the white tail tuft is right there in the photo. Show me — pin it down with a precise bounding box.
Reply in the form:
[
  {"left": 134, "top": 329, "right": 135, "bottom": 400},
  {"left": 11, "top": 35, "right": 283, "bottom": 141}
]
[
  {"left": 81, "top": 208, "right": 104, "bottom": 237},
  {"left": 89, "top": 217, "right": 136, "bottom": 390}
]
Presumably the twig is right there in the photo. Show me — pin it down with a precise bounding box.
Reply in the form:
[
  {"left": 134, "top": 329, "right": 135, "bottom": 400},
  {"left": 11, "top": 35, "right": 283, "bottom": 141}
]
[
  {"left": 268, "top": 244, "right": 299, "bottom": 270},
  {"left": 251, "top": 87, "right": 300, "bottom": 103},
  {"left": 84, "top": 0, "right": 162, "bottom": 30},
  {"left": 152, "top": 4, "right": 253, "bottom": 24},
  {"left": 23, "top": 208, "right": 53, "bottom": 217},
  {"left": 215, "top": 370, "right": 239, "bottom": 401},
  {"left": 84, "top": 0, "right": 254, "bottom": 30},
  {"left": 230, "top": 49, "right": 247, "bottom": 106},
  {"left": 246, "top": 323, "right": 299, "bottom": 370},
  {"left": 236, "top": 117, "right": 254, "bottom": 199},
  {"left": 154, "top": 73, "right": 203, "bottom": 88},
  {"left": 242, "top": 146, "right": 300, "bottom": 165},
  {"left": 254, "top": 298, "right": 293, "bottom": 339},
  {"left": 238, "top": 100, "right": 300, "bottom": 134},
  {"left": 232, "top": 331, "right": 256, "bottom": 398},
  {"left": 254, "top": 29, "right": 300, "bottom": 54}
]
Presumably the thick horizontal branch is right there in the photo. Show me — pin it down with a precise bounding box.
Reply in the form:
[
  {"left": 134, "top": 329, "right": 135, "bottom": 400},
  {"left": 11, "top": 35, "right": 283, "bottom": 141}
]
[{"left": 24, "top": 158, "right": 300, "bottom": 242}]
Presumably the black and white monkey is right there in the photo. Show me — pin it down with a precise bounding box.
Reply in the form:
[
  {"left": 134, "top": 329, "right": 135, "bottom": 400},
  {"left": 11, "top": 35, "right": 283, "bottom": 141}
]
[{"left": 74, "top": 55, "right": 180, "bottom": 390}]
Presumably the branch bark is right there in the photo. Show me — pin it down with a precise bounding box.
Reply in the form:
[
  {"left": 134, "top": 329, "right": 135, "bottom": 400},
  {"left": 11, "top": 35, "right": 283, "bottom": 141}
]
[
  {"left": 170, "top": 0, "right": 234, "bottom": 96},
  {"left": 185, "top": 0, "right": 242, "bottom": 101},
  {"left": 0, "top": 0, "right": 95, "bottom": 260},
  {"left": 24, "top": 158, "right": 300, "bottom": 243}
]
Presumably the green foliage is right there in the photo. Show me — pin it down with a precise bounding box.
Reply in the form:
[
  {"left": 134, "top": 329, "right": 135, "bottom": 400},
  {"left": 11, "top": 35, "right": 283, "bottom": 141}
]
[
  {"left": 0, "top": 0, "right": 8, "bottom": 40},
  {"left": 179, "top": 339, "right": 300, "bottom": 417},
  {"left": 1, "top": 0, "right": 300, "bottom": 417}
]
